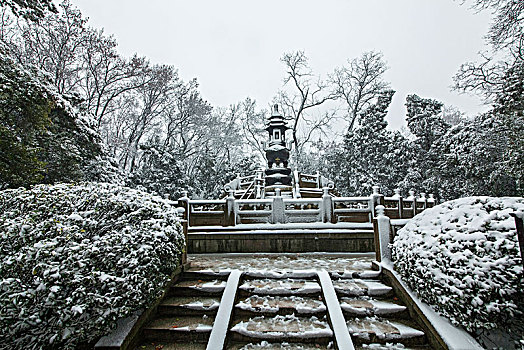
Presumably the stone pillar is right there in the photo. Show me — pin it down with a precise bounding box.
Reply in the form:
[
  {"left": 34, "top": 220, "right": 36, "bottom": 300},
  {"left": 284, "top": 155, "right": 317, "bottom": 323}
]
[
  {"left": 225, "top": 190, "right": 236, "bottom": 227},
  {"left": 177, "top": 191, "right": 190, "bottom": 266},
  {"left": 428, "top": 193, "right": 436, "bottom": 207},
  {"left": 293, "top": 168, "right": 301, "bottom": 199},
  {"left": 407, "top": 190, "right": 416, "bottom": 218},
  {"left": 420, "top": 192, "right": 427, "bottom": 210},
  {"left": 374, "top": 205, "right": 392, "bottom": 262},
  {"left": 321, "top": 187, "right": 334, "bottom": 223},
  {"left": 510, "top": 212, "right": 524, "bottom": 265},
  {"left": 272, "top": 188, "right": 285, "bottom": 224},
  {"left": 370, "top": 185, "right": 384, "bottom": 221},
  {"left": 393, "top": 188, "right": 403, "bottom": 219}
]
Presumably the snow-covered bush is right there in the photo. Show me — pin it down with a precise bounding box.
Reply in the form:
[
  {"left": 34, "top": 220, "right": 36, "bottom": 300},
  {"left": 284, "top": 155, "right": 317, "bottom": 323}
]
[
  {"left": 0, "top": 183, "right": 184, "bottom": 349},
  {"left": 392, "top": 197, "right": 523, "bottom": 333}
]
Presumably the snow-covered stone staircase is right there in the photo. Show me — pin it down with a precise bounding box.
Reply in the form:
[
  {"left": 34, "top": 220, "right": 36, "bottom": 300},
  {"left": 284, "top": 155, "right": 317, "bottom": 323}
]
[
  {"left": 136, "top": 274, "right": 228, "bottom": 349},
  {"left": 134, "top": 256, "right": 432, "bottom": 349},
  {"left": 332, "top": 271, "right": 428, "bottom": 349},
  {"left": 230, "top": 273, "right": 333, "bottom": 347}
]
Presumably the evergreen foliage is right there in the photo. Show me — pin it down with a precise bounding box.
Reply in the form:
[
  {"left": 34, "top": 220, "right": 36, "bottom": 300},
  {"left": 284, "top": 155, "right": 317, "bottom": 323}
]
[
  {"left": 392, "top": 197, "right": 524, "bottom": 345},
  {"left": 0, "top": 183, "right": 184, "bottom": 349},
  {"left": 0, "top": 0, "right": 56, "bottom": 20},
  {"left": 0, "top": 45, "right": 113, "bottom": 189},
  {"left": 328, "top": 90, "right": 411, "bottom": 196}
]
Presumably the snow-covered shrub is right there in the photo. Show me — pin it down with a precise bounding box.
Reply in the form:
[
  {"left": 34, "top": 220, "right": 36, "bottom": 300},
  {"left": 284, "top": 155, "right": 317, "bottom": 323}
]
[
  {"left": 392, "top": 197, "right": 523, "bottom": 333},
  {"left": 0, "top": 183, "right": 184, "bottom": 349}
]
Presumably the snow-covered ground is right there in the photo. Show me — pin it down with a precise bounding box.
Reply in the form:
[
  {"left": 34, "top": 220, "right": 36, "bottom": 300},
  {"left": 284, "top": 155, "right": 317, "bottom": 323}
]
[{"left": 187, "top": 252, "right": 374, "bottom": 274}]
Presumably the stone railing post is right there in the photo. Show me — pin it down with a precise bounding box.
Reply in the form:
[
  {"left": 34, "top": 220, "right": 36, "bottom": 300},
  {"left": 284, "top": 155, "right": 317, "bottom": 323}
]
[
  {"left": 294, "top": 168, "right": 301, "bottom": 198},
  {"left": 225, "top": 190, "right": 236, "bottom": 227},
  {"left": 370, "top": 185, "right": 384, "bottom": 221},
  {"left": 510, "top": 212, "right": 524, "bottom": 265},
  {"left": 393, "top": 188, "right": 403, "bottom": 219},
  {"left": 407, "top": 190, "right": 416, "bottom": 218},
  {"left": 272, "top": 188, "right": 285, "bottom": 224},
  {"left": 420, "top": 192, "right": 427, "bottom": 210},
  {"left": 177, "top": 191, "right": 190, "bottom": 266},
  {"left": 373, "top": 205, "right": 392, "bottom": 262},
  {"left": 321, "top": 187, "right": 334, "bottom": 223},
  {"left": 428, "top": 193, "right": 436, "bottom": 207}
]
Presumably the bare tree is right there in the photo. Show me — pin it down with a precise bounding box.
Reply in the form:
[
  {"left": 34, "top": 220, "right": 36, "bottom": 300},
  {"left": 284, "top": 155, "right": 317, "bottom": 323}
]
[
  {"left": 330, "top": 51, "right": 390, "bottom": 131},
  {"left": 465, "top": 0, "right": 523, "bottom": 50},
  {"left": 235, "top": 97, "right": 266, "bottom": 162},
  {"left": 455, "top": 0, "right": 523, "bottom": 100},
  {"left": 453, "top": 52, "right": 510, "bottom": 101},
  {"left": 80, "top": 28, "right": 150, "bottom": 129},
  {"left": 278, "top": 51, "right": 337, "bottom": 156},
  {"left": 15, "top": 1, "right": 87, "bottom": 94},
  {"left": 0, "top": 8, "right": 18, "bottom": 46},
  {"left": 118, "top": 65, "right": 178, "bottom": 172}
]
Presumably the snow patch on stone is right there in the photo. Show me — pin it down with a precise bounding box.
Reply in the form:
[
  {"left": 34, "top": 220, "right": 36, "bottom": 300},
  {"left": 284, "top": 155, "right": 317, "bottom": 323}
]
[
  {"left": 231, "top": 315, "right": 333, "bottom": 339},
  {"left": 239, "top": 279, "right": 321, "bottom": 295}
]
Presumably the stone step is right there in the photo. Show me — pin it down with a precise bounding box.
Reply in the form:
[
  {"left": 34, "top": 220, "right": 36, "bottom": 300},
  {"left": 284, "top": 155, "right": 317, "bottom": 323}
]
[
  {"left": 347, "top": 317, "right": 426, "bottom": 346},
  {"left": 340, "top": 297, "right": 408, "bottom": 318},
  {"left": 187, "top": 252, "right": 375, "bottom": 274},
  {"left": 239, "top": 279, "right": 321, "bottom": 296},
  {"left": 157, "top": 296, "right": 220, "bottom": 316},
  {"left": 187, "top": 222, "right": 374, "bottom": 233},
  {"left": 355, "top": 345, "right": 430, "bottom": 350},
  {"left": 230, "top": 315, "right": 333, "bottom": 344},
  {"left": 136, "top": 342, "right": 207, "bottom": 350},
  {"left": 182, "top": 269, "right": 231, "bottom": 280},
  {"left": 235, "top": 295, "right": 326, "bottom": 316},
  {"left": 227, "top": 341, "right": 332, "bottom": 349},
  {"left": 142, "top": 315, "right": 214, "bottom": 343},
  {"left": 333, "top": 279, "right": 392, "bottom": 297},
  {"left": 169, "top": 279, "right": 226, "bottom": 296},
  {"left": 243, "top": 270, "right": 318, "bottom": 279},
  {"left": 330, "top": 269, "right": 381, "bottom": 280}
]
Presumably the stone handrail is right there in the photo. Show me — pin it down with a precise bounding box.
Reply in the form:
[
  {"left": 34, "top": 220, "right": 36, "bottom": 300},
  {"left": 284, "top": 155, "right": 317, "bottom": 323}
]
[{"left": 179, "top": 187, "right": 436, "bottom": 227}]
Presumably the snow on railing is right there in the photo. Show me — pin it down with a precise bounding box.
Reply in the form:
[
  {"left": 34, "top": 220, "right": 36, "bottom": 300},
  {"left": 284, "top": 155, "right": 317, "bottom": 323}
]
[{"left": 178, "top": 187, "right": 436, "bottom": 228}]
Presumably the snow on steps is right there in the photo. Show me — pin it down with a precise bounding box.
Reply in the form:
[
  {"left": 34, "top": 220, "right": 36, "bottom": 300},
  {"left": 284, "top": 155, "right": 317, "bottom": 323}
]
[
  {"left": 347, "top": 317, "right": 426, "bottom": 346},
  {"left": 157, "top": 296, "right": 220, "bottom": 316},
  {"left": 187, "top": 252, "right": 376, "bottom": 276},
  {"left": 230, "top": 314, "right": 333, "bottom": 343},
  {"left": 239, "top": 279, "right": 321, "bottom": 296},
  {"left": 169, "top": 279, "right": 227, "bottom": 296},
  {"left": 136, "top": 343, "right": 207, "bottom": 350},
  {"left": 333, "top": 279, "right": 393, "bottom": 297},
  {"left": 340, "top": 298, "right": 407, "bottom": 317},
  {"left": 236, "top": 295, "right": 327, "bottom": 316},
  {"left": 142, "top": 315, "right": 214, "bottom": 343},
  {"left": 355, "top": 344, "right": 428, "bottom": 350},
  {"left": 228, "top": 341, "right": 333, "bottom": 349}
]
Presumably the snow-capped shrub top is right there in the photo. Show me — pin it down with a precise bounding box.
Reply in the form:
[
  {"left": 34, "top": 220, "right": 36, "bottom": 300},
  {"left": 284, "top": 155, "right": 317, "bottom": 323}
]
[
  {"left": 0, "top": 183, "right": 184, "bottom": 349},
  {"left": 392, "top": 197, "right": 523, "bottom": 333}
]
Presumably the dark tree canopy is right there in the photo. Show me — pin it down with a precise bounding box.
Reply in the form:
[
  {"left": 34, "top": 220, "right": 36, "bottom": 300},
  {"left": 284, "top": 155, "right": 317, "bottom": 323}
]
[{"left": 0, "top": 0, "right": 56, "bottom": 20}]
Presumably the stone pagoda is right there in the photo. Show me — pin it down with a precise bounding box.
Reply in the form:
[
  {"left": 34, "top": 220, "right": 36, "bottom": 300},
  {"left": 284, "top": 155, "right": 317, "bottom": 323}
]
[
  {"left": 263, "top": 105, "right": 293, "bottom": 197},
  {"left": 223, "top": 104, "right": 334, "bottom": 199}
]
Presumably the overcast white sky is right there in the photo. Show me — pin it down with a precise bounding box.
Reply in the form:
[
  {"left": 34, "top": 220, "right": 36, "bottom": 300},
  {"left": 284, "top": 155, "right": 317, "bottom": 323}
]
[{"left": 72, "top": 0, "right": 491, "bottom": 129}]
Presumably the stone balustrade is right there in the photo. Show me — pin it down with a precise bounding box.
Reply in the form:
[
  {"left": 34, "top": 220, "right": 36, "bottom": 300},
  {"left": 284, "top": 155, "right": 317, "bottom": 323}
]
[{"left": 177, "top": 187, "right": 437, "bottom": 228}]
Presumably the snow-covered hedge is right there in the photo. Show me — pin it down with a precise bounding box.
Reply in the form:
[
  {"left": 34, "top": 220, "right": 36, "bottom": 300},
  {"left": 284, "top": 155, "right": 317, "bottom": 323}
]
[
  {"left": 392, "top": 197, "right": 523, "bottom": 332},
  {"left": 0, "top": 183, "right": 184, "bottom": 349}
]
